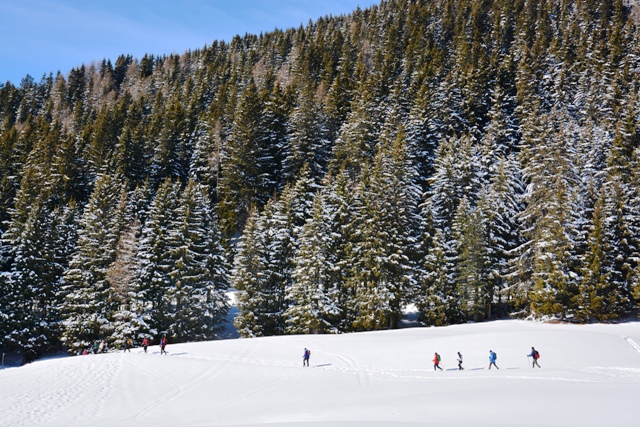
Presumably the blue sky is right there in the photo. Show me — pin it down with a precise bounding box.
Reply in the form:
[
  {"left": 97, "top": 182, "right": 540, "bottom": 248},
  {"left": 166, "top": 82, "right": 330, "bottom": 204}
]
[{"left": 0, "top": 0, "right": 380, "bottom": 85}]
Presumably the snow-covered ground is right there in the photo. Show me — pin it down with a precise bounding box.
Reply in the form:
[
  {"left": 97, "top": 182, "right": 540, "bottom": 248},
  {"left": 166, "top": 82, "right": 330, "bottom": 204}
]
[{"left": 2, "top": 320, "right": 640, "bottom": 427}]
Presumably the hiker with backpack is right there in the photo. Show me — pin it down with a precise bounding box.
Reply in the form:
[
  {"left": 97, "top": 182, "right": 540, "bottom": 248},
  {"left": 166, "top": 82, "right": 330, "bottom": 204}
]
[
  {"left": 457, "top": 351, "right": 464, "bottom": 370},
  {"left": 303, "top": 348, "right": 310, "bottom": 367},
  {"left": 433, "top": 352, "right": 443, "bottom": 371},
  {"left": 488, "top": 350, "right": 499, "bottom": 370},
  {"left": 528, "top": 347, "right": 541, "bottom": 368},
  {"left": 142, "top": 337, "right": 149, "bottom": 353},
  {"left": 160, "top": 336, "right": 168, "bottom": 355}
]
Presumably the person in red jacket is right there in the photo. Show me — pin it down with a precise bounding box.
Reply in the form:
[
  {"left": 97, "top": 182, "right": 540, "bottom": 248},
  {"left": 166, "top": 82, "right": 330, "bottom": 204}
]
[
  {"left": 142, "top": 337, "right": 149, "bottom": 353},
  {"left": 433, "top": 352, "right": 443, "bottom": 371},
  {"left": 160, "top": 336, "right": 168, "bottom": 355}
]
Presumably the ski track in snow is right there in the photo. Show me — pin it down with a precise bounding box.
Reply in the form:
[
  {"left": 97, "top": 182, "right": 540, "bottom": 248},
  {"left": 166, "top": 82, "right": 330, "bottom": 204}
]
[
  {"left": 120, "top": 355, "right": 184, "bottom": 425},
  {"left": 157, "top": 349, "right": 640, "bottom": 386},
  {"left": 624, "top": 336, "right": 640, "bottom": 353},
  {"left": 324, "top": 351, "right": 372, "bottom": 388},
  {"left": 4, "top": 322, "right": 640, "bottom": 427},
  {"left": 3, "top": 355, "right": 121, "bottom": 427}
]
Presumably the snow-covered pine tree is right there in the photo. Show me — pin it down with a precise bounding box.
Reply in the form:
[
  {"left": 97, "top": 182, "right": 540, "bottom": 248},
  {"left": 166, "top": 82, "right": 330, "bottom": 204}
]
[
  {"left": 575, "top": 190, "right": 616, "bottom": 321},
  {"left": 349, "top": 126, "right": 421, "bottom": 330},
  {"left": 428, "top": 135, "right": 482, "bottom": 233},
  {"left": 60, "top": 173, "right": 127, "bottom": 354},
  {"left": 517, "top": 108, "right": 581, "bottom": 319},
  {"left": 599, "top": 175, "right": 635, "bottom": 316},
  {"left": 329, "top": 56, "right": 384, "bottom": 179},
  {"left": 165, "top": 179, "right": 229, "bottom": 342},
  {"left": 283, "top": 82, "right": 331, "bottom": 184},
  {"left": 108, "top": 217, "right": 148, "bottom": 347},
  {"left": 232, "top": 210, "right": 269, "bottom": 338},
  {"left": 151, "top": 93, "right": 192, "bottom": 183},
  {"left": 416, "top": 227, "right": 465, "bottom": 327},
  {"left": 480, "top": 156, "right": 525, "bottom": 318},
  {"left": 454, "top": 196, "right": 491, "bottom": 322},
  {"left": 134, "top": 178, "right": 181, "bottom": 341},
  {"left": 189, "top": 114, "right": 222, "bottom": 203},
  {"left": 323, "top": 171, "right": 360, "bottom": 331},
  {"left": 478, "top": 86, "right": 519, "bottom": 183},
  {"left": 218, "top": 78, "right": 271, "bottom": 240},
  {"left": 285, "top": 191, "right": 341, "bottom": 334},
  {"left": 2, "top": 193, "right": 77, "bottom": 361},
  {"left": 260, "top": 75, "right": 289, "bottom": 193}
]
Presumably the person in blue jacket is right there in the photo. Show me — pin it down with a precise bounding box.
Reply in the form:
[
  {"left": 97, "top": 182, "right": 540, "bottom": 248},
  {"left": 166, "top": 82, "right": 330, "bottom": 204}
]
[
  {"left": 527, "top": 347, "right": 541, "bottom": 368},
  {"left": 488, "top": 350, "right": 499, "bottom": 370},
  {"left": 303, "top": 348, "right": 310, "bottom": 367}
]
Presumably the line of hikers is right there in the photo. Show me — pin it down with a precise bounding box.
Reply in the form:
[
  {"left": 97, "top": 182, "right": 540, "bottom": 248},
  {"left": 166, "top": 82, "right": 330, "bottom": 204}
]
[
  {"left": 432, "top": 347, "right": 541, "bottom": 371},
  {"left": 298, "top": 346, "right": 540, "bottom": 370},
  {"left": 81, "top": 336, "right": 168, "bottom": 355}
]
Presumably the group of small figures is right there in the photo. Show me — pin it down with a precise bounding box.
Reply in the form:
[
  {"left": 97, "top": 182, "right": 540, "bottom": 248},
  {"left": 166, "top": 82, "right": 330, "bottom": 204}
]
[
  {"left": 432, "top": 347, "right": 541, "bottom": 371},
  {"left": 80, "top": 336, "right": 169, "bottom": 355}
]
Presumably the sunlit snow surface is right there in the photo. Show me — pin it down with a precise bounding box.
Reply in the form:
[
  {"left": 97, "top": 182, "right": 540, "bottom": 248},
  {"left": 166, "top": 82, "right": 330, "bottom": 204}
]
[{"left": 2, "top": 320, "right": 640, "bottom": 426}]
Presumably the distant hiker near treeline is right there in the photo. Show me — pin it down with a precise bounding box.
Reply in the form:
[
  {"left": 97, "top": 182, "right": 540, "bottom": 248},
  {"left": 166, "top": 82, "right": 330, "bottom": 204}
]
[
  {"left": 142, "top": 337, "right": 149, "bottom": 353},
  {"left": 160, "top": 336, "right": 168, "bottom": 355}
]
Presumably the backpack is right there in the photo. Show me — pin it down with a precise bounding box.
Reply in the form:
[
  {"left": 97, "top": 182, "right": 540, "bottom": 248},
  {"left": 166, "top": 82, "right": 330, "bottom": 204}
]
[
  {"left": 493, "top": 352, "right": 497, "bottom": 361},
  {"left": 437, "top": 354, "right": 441, "bottom": 362},
  {"left": 533, "top": 350, "right": 540, "bottom": 359}
]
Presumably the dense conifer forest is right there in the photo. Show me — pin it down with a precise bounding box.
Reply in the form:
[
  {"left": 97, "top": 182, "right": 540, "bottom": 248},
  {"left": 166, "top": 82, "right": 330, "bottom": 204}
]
[{"left": 2, "top": 0, "right": 640, "bottom": 362}]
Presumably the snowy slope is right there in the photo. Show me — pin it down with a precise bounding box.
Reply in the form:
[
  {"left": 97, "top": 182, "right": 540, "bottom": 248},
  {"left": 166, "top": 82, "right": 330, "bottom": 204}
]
[{"left": 1, "top": 320, "right": 640, "bottom": 427}]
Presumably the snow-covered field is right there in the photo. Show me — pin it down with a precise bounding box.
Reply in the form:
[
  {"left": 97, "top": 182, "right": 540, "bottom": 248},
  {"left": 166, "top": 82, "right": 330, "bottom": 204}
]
[{"left": 2, "top": 320, "right": 640, "bottom": 427}]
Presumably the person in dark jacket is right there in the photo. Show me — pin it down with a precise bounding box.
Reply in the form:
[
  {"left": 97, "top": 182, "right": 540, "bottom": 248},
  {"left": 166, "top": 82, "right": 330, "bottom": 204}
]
[
  {"left": 457, "top": 351, "right": 464, "bottom": 370},
  {"left": 528, "top": 347, "right": 541, "bottom": 368},
  {"left": 303, "top": 348, "right": 311, "bottom": 367}
]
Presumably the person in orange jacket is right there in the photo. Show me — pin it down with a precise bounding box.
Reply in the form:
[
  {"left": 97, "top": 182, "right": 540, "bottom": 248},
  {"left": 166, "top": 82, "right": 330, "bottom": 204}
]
[{"left": 433, "top": 352, "right": 443, "bottom": 371}]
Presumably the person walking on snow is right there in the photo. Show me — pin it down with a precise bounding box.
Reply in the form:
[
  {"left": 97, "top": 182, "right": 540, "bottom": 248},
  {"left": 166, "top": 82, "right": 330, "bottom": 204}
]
[
  {"left": 457, "top": 351, "right": 464, "bottom": 370},
  {"left": 160, "top": 336, "right": 168, "bottom": 355},
  {"left": 433, "top": 352, "right": 443, "bottom": 371},
  {"left": 142, "top": 337, "right": 149, "bottom": 353},
  {"left": 303, "top": 348, "right": 311, "bottom": 367},
  {"left": 528, "top": 347, "right": 541, "bottom": 368},
  {"left": 124, "top": 338, "right": 132, "bottom": 352},
  {"left": 488, "top": 350, "right": 499, "bottom": 369}
]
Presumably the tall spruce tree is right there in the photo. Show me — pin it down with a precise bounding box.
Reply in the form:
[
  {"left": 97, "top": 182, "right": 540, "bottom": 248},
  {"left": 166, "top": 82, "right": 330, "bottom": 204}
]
[
  {"left": 60, "top": 174, "right": 127, "bottom": 354},
  {"left": 134, "top": 178, "right": 181, "bottom": 340},
  {"left": 349, "top": 126, "right": 421, "bottom": 330},
  {"left": 285, "top": 191, "right": 341, "bottom": 334},
  {"left": 157, "top": 180, "right": 230, "bottom": 341}
]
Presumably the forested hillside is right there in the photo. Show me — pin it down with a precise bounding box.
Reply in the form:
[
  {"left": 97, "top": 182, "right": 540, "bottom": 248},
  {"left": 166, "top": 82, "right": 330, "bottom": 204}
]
[{"left": 1, "top": 0, "right": 640, "bottom": 362}]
